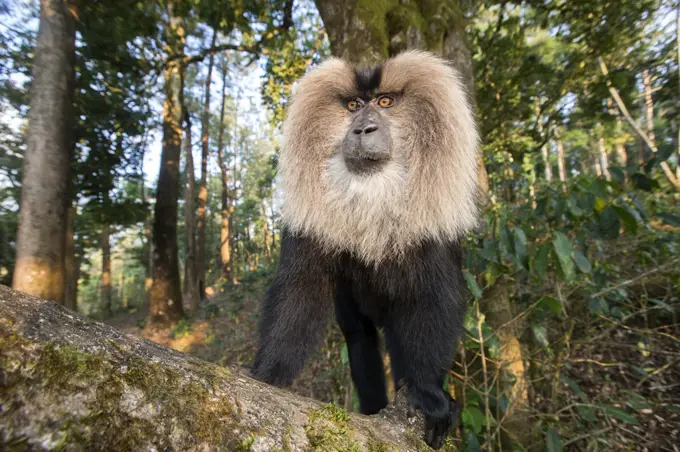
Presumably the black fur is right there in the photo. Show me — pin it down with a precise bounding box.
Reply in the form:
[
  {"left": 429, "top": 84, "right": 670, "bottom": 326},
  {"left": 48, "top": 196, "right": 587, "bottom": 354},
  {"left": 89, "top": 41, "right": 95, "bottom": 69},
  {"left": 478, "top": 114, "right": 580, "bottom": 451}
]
[
  {"left": 354, "top": 65, "right": 383, "bottom": 99},
  {"left": 252, "top": 228, "right": 467, "bottom": 449}
]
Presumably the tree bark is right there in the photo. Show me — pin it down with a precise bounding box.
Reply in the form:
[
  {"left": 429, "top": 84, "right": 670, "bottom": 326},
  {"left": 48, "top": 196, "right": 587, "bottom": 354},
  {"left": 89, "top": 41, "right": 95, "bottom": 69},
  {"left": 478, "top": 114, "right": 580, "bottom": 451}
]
[
  {"left": 642, "top": 69, "right": 656, "bottom": 148},
  {"left": 597, "top": 131, "right": 611, "bottom": 181},
  {"left": 183, "top": 111, "right": 199, "bottom": 311},
  {"left": 0, "top": 284, "right": 431, "bottom": 451},
  {"left": 606, "top": 98, "right": 628, "bottom": 171},
  {"left": 196, "top": 29, "right": 218, "bottom": 301},
  {"left": 676, "top": 5, "right": 680, "bottom": 180},
  {"left": 536, "top": 100, "right": 552, "bottom": 182},
  {"left": 261, "top": 200, "right": 271, "bottom": 258},
  {"left": 216, "top": 62, "right": 233, "bottom": 282},
  {"left": 63, "top": 202, "right": 77, "bottom": 311},
  {"left": 100, "top": 219, "right": 112, "bottom": 318},
  {"left": 140, "top": 151, "right": 152, "bottom": 302},
  {"left": 149, "top": 2, "right": 185, "bottom": 325},
  {"left": 556, "top": 138, "right": 567, "bottom": 192},
  {"left": 12, "top": 0, "right": 76, "bottom": 304}
]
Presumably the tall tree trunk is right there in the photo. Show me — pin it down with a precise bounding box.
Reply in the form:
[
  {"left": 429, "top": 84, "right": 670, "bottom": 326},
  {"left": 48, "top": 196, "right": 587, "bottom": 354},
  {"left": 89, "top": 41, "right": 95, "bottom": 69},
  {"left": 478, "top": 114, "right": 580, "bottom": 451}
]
[
  {"left": 676, "top": 6, "right": 680, "bottom": 180},
  {"left": 63, "top": 202, "right": 78, "bottom": 311},
  {"left": 196, "top": 29, "right": 218, "bottom": 301},
  {"left": 216, "top": 62, "right": 233, "bottom": 282},
  {"left": 597, "top": 130, "right": 611, "bottom": 181},
  {"left": 261, "top": 200, "right": 271, "bottom": 258},
  {"left": 140, "top": 150, "right": 152, "bottom": 302},
  {"left": 100, "top": 220, "right": 112, "bottom": 318},
  {"left": 149, "top": 2, "right": 185, "bottom": 325},
  {"left": 183, "top": 111, "right": 199, "bottom": 310},
  {"left": 12, "top": 0, "right": 76, "bottom": 303},
  {"left": 642, "top": 69, "right": 656, "bottom": 148},
  {"left": 231, "top": 121, "right": 239, "bottom": 283},
  {"left": 535, "top": 100, "right": 552, "bottom": 182},
  {"left": 673, "top": 118, "right": 679, "bottom": 181},
  {"left": 607, "top": 98, "right": 628, "bottom": 170},
  {"left": 556, "top": 138, "right": 567, "bottom": 192},
  {"left": 270, "top": 194, "right": 277, "bottom": 250}
]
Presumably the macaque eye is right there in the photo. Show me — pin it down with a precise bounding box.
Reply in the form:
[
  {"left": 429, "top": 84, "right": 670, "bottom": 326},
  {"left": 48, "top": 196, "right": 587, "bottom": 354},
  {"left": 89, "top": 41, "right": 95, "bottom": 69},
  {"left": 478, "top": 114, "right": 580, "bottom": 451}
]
[
  {"left": 377, "top": 95, "right": 395, "bottom": 108},
  {"left": 346, "top": 98, "right": 363, "bottom": 112}
]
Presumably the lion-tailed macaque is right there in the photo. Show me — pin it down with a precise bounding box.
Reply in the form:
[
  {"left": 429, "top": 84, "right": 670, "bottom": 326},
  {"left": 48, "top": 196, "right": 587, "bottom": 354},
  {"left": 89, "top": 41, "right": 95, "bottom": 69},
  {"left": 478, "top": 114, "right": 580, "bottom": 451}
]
[{"left": 252, "top": 51, "right": 479, "bottom": 449}]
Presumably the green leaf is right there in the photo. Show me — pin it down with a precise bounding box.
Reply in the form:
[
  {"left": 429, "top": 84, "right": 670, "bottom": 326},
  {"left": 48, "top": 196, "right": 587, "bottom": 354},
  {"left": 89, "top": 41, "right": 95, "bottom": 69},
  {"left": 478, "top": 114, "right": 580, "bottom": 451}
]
[
  {"left": 632, "top": 173, "right": 659, "bottom": 192},
  {"left": 537, "top": 296, "right": 562, "bottom": 315},
  {"left": 464, "top": 271, "right": 483, "bottom": 300},
  {"left": 461, "top": 407, "right": 485, "bottom": 434},
  {"left": 601, "top": 406, "right": 639, "bottom": 425},
  {"left": 577, "top": 406, "right": 596, "bottom": 422},
  {"left": 465, "top": 432, "right": 481, "bottom": 452},
  {"left": 598, "top": 207, "right": 621, "bottom": 240},
  {"left": 552, "top": 232, "right": 574, "bottom": 281},
  {"left": 341, "top": 343, "right": 348, "bottom": 364},
  {"left": 499, "top": 225, "right": 514, "bottom": 257},
  {"left": 621, "top": 390, "right": 650, "bottom": 410},
  {"left": 588, "top": 298, "right": 609, "bottom": 315},
  {"left": 546, "top": 428, "right": 562, "bottom": 452},
  {"left": 658, "top": 213, "right": 680, "bottom": 227},
  {"left": 608, "top": 166, "right": 626, "bottom": 184},
  {"left": 532, "top": 243, "right": 551, "bottom": 279},
  {"left": 573, "top": 250, "right": 592, "bottom": 274},
  {"left": 532, "top": 323, "right": 549, "bottom": 348},
  {"left": 512, "top": 226, "right": 528, "bottom": 268},
  {"left": 464, "top": 308, "right": 478, "bottom": 335},
  {"left": 594, "top": 197, "right": 607, "bottom": 212},
  {"left": 561, "top": 376, "right": 586, "bottom": 401},
  {"left": 567, "top": 196, "right": 584, "bottom": 217},
  {"left": 612, "top": 205, "right": 638, "bottom": 235}
]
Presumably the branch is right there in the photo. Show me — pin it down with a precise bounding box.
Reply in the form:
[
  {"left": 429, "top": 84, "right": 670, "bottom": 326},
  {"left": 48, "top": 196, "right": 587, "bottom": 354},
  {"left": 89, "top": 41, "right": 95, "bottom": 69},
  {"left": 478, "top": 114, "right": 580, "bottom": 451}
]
[
  {"left": 0, "top": 285, "right": 429, "bottom": 450},
  {"left": 597, "top": 57, "right": 680, "bottom": 189},
  {"left": 170, "top": 2, "right": 296, "bottom": 69}
]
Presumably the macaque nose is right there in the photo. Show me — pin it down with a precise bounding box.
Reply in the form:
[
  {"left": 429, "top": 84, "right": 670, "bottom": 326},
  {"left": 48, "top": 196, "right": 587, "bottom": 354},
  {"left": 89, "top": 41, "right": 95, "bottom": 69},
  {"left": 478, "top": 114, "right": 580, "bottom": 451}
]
[{"left": 353, "top": 123, "right": 379, "bottom": 135}]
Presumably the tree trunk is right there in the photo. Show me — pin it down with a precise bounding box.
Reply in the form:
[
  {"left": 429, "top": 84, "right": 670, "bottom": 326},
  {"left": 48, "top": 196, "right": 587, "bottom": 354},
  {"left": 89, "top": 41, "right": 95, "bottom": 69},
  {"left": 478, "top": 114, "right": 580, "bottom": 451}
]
[
  {"left": 183, "top": 111, "right": 199, "bottom": 311},
  {"left": 140, "top": 152, "right": 152, "bottom": 302},
  {"left": 0, "top": 284, "right": 436, "bottom": 451},
  {"left": 598, "top": 131, "right": 611, "bottom": 181},
  {"left": 556, "top": 138, "right": 567, "bottom": 192},
  {"left": 673, "top": 118, "right": 679, "bottom": 181},
  {"left": 196, "top": 29, "right": 217, "bottom": 301},
  {"left": 642, "top": 69, "right": 656, "bottom": 148},
  {"left": 149, "top": 2, "right": 185, "bottom": 325},
  {"left": 261, "top": 200, "right": 271, "bottom": 258},
  {"left": 608, "top": 98, "right": 628, "bottom": 170},
  {"left": 63, "top": 202, "right": 78, "bottom": 311},
  {"left": 216, "top": 62, "right": 233, "bottom": 282},
  {"left": 676, "top": 6, "right": 680, "bottom": 180},
  {"left": 535, "top": 100, "right": 552, "bottom": 182},
  {"left": 12, "top": 0, "right": 76, "bottom": 304},
  {"left": 100, "top": 219, "right": 112, "bottom": 318}
]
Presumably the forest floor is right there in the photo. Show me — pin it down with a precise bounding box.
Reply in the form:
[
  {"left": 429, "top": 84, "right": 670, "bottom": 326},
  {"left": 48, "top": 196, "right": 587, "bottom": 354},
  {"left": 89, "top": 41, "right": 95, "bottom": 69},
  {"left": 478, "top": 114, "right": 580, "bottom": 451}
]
[
  {"left": 106, "top": 275, "right": 351, "bottom": 408},
  {"left": 106, "top": 273, "right": 680, "bottom": 450}
]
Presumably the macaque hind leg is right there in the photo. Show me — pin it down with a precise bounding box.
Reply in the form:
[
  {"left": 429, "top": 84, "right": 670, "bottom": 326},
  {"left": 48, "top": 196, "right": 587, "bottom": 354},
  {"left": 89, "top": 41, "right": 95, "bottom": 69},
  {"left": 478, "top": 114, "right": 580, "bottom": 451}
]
[
  {"left": 335, "top": 279, "right": 388, "bottom": 414},
  {"left": 252, "top": 231, "right": 334, "bottom": 386}
]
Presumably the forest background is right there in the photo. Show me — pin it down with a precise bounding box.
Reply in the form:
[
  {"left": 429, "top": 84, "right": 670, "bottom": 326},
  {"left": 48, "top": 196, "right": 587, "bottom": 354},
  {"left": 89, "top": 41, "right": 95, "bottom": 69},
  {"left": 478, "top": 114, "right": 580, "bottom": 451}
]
[{"left": 1, "top": 0, "right": 679, "bottom": 450}]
